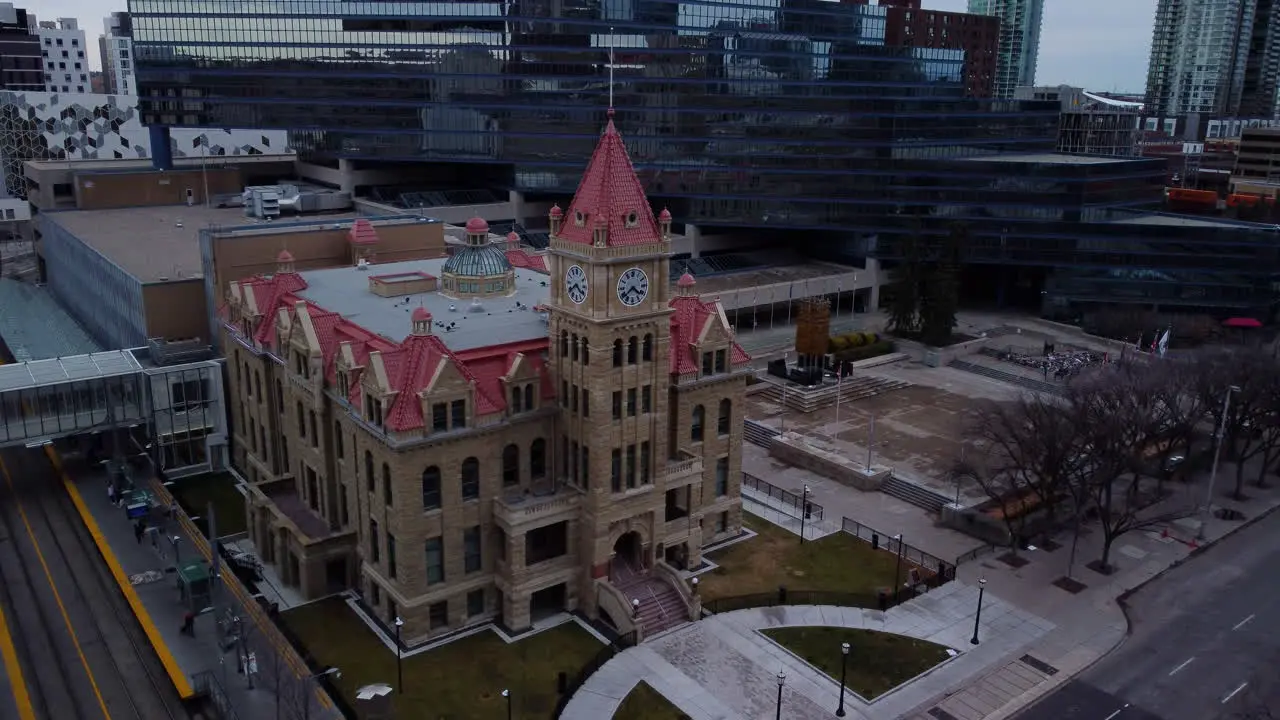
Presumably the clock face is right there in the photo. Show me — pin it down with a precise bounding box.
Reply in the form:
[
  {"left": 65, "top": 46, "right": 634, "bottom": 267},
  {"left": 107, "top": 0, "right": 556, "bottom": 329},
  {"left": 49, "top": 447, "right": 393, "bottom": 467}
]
[
  {"left": 616, "top": 267, "right": 649, "bottom": 307},
  {"left": 564, "top": 264, "right": 588, "bottom": 304}
]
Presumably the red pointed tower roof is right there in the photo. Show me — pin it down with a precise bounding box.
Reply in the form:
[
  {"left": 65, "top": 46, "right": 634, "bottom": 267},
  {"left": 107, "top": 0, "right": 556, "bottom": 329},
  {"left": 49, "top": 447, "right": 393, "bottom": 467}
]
[{"left": 557, "top": 112, "right": 661, "bottom": 247}]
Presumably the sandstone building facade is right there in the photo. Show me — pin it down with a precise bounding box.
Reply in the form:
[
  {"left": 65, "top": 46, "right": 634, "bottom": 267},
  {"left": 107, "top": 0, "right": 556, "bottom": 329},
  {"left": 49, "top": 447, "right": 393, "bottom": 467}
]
[{"left": 220, "top": 117, "right": 750, "bottom": 643}]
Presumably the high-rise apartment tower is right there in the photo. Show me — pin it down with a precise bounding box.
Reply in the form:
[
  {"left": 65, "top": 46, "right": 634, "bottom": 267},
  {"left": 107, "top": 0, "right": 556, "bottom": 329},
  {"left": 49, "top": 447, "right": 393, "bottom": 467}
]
[
  {"left": 1145, "top": 0, "right": 1280, "bottom": 117},
  {"left": 968, "top": 0, "right": 1045, "bottom": 98}
]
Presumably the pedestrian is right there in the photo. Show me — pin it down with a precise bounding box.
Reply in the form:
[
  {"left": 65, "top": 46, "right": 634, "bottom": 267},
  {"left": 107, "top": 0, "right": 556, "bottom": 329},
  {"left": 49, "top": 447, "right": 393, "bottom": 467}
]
[
  {"left": 107, "top": 483, "right": 116, "bottom": 506},
  {"left": 180, "top": 611, "right": 196, "bottom": 637},
  {"left": 134, "top": 519, "right": 146, "bottom": 544}
]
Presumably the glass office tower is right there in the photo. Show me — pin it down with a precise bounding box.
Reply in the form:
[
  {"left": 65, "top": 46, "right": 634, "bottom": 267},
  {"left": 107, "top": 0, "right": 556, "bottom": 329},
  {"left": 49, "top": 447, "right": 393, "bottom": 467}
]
[{"left": 129, "top": 0, "right": 1060, "bottom": 229}]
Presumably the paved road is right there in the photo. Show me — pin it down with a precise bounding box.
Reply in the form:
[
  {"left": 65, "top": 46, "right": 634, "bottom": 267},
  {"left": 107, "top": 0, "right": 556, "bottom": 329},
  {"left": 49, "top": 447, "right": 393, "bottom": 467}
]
[
  {"left": 0, "top": 446, "right": 185, "bottom": 720},
  {"left": 1020, "top": 510, "right": 1280, "bottom": 720}
]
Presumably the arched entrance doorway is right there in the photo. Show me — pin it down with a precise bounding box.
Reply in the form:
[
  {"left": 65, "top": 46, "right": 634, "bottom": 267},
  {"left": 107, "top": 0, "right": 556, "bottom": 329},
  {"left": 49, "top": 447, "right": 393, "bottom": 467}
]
[{"left": 612, "top": 531, "right": 643, "bottom": 581}]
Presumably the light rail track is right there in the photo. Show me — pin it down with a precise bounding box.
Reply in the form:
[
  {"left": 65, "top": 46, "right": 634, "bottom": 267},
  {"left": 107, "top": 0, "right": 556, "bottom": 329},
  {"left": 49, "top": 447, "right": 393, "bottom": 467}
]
[{"left": 0, "top": 446, "right": 187, "bottom": 720}]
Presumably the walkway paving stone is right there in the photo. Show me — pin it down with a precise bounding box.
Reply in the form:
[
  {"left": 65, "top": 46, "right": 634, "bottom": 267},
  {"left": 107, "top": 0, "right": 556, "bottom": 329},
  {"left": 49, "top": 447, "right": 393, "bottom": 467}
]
[{"left": 562, "top": 585, "right": 1053, "bottom": 720}]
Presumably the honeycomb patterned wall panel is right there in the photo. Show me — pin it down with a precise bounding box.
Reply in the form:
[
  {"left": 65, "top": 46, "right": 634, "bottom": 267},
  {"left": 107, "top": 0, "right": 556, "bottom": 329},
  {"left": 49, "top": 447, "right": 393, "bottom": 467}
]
[{"left": 0, "top": 91, "right": 291, "bottom": 198}]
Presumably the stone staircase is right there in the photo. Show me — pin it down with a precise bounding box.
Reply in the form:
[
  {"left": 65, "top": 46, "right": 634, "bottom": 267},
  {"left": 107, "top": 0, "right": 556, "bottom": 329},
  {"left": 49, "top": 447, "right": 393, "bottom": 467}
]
[
  {"left": 743, "top": 419, "right": 779, "bottom": 449},
  {"left": 754, "top": 374, "right": 912, "bottom": 413},
  {"left": 881, "top": 474, "right": 953, "bottom": 514},
  {"left": 947, "top": 359, "right": 1063, "bottom": 396},
  {"left": 611, "top": 561, "right": 690, "bottom": 638}
]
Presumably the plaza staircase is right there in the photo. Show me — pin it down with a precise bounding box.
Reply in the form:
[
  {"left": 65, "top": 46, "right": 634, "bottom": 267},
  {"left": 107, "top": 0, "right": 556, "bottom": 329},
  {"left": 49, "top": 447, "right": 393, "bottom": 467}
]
[
  {"left": 947, "top": 359, "right": 1063, "bottom": 395},
  {"left": 611, "top": 560, "right": 690, "bottom": 638},
  {"left": 881, "top": 474, "right": 952, "bottom": 514},
  {"left": 753, "top": 374, "right": 912, "bottom": 413},
  {"left": 743, "top": 419, "right": 779, "bottom": 449}
]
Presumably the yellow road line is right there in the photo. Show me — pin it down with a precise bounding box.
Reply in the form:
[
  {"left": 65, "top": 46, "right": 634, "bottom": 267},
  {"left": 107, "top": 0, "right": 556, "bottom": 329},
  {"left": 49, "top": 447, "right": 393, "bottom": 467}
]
[
  {"left": 0, "top": 454, "right": 113, "bottom": 720},
  {"left": 0, "top": 602, "right": 36, "bottom": 720},
  {"left": 47, "top": 447, "right": 196, "bottom": 700}
]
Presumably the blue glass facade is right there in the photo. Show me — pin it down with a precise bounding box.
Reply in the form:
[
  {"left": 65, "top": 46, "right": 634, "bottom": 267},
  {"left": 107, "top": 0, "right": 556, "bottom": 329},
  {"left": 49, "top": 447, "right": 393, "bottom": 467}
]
[{"left": 129, "top": 0, "right": 1061, "bottom": 228}]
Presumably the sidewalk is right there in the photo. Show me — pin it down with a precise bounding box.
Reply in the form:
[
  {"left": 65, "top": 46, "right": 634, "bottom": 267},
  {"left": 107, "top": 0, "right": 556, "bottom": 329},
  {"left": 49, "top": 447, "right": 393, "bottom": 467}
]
[
  {"left": 51, "top": 450, "right": 340, "bottom": 720},
  {"left": 563, "top": 584, "right": 1052, "bottom": 720},
  {"left": 904, "top": 469, "right": 1280, "bottom": 720}
]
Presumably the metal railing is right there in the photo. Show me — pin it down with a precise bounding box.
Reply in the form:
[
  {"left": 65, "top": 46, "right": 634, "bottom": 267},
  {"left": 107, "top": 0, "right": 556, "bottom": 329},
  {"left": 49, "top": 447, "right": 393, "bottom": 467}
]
[
  {"left": 742, "top": 472, "right": 824, "bottom": 522},
  {"left": 702, "top": 575, "right": 948, "bottom": 616},
  {"left": 841, "top": 517, "right": 946, "bottom": 574},
  {"left": 553, "top": 629, "right": 638, "bottom": 718},
  {"left": 192, "top": 671, "right": 241, "bottom": 720},
  {"left": 955, "top": 543, "right": 1000, "bottom": 566}
]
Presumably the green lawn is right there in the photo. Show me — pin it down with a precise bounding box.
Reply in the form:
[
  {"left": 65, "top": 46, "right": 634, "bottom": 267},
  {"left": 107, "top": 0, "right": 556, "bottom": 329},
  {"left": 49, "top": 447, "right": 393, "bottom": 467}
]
[
  {"left": 698, "top": 514, "right": 910, "bottom": 603},
  {"left": 170, "top": 472, "right": 248, "bottom": 536},
  {"left": 281, "top": 597, "right": 605, "bottom": 719},
  {"left": 761, "top": 626, "right": 950, "bottom": 699},
  {"left": 613, "top": 682, "right": 689, "bottom": 720}
]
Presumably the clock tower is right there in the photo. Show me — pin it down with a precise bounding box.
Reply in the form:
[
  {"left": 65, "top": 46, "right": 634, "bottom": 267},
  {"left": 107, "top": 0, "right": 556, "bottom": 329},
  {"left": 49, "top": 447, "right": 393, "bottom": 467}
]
[{"left": 545, "top": 109, "right": 683, "bottom": 604}]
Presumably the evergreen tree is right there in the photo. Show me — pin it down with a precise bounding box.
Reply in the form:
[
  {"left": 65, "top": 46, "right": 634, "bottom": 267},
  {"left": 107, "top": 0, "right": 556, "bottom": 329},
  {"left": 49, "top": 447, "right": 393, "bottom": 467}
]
[
  {"left": 920, "top": 223, "right": 964, "bottom": 346},
  {"left": 887, "top": 227, "right": 922, "bottom": 335}
]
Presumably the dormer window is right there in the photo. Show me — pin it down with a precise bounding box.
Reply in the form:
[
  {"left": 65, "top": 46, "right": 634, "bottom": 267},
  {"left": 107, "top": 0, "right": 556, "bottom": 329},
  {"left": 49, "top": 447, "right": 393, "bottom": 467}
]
[
  {"left": 365, "top": 393, "right": 384, "bottom": 429},
  {"left": 574, "top": 210, "right": 586, "bottom": 227},
  {"left": 624, "top": 210, "right": 639, "bottom": 228},
  {"left": 294, "top": 350, "right": 311, "bottom": 379},
  {"left": 337, "top": 369, "right": 350, "bottom": 398}
]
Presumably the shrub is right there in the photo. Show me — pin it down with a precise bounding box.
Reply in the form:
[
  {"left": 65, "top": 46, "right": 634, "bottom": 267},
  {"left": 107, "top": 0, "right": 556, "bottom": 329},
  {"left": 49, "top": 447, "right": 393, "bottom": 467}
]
[
  {"left": 844, "top": 332, "right": 866, "bottom": 348},
  {"left": 834, "top": 340, "right": 896, "bottom": 366},
  {"left": 829, "top": 336, "right": 850, "bottom": 352}
]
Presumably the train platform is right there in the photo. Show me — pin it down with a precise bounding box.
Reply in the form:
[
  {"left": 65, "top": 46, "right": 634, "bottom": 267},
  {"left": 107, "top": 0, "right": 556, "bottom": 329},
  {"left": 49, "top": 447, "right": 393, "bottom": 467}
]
[{"left": 48, "top": 448, "right": 337, "bottom": 719}]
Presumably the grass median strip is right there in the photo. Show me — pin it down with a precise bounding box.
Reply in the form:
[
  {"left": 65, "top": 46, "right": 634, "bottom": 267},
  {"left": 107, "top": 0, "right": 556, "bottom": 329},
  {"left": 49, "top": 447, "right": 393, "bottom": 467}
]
[{"left": 761, "top": 626, "right": 950, "bottom": 700}]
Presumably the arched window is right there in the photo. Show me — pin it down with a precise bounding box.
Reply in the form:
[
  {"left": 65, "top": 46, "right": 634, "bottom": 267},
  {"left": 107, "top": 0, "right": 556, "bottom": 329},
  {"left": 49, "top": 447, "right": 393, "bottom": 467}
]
[
  {"left": 718, "top": 398, "right": 732, "bottom": 436},
  {"left": 581, "top": 337, "right": 590, "bottom": 365},
  {"left": 523, "top": 384, "right": 534, "bottom": 410},
  {"left": 364, "top": 450, "right": 375, "bottom": 493},
  {"left": 254, "top": 370, "right": 262, "bottom": 400},
  {"left": 627, "top": 336, "right": 638, "bottom": 364},
  {"left": 571, "top": 333, "right": 579, "bottom": 361},
  {"left": 502, "top": 444, "right": 520, "bottom": 486},
  {"left": 382, "top": 463, "right": 392, "bottom": 506},
  {"left": 296, "top": 402, "right": 305, "bottom": 437},
  {"left": 559, "top": 330, "right": 569, "bottom": 357},
  {"left": 422, "top": 466, "right": 441, "bottom": 510},
  {"left": 642, "top": 334, "right": 653, "bottom": 362},
  {"left": 613, "top": 339, "right": 623, "bottom": 367},
  {"left": 691, "top": 405, "right": 705, "bottom": 442},
  {"left": 510, "top": 385, "right": 523, "bottom": 413},
  {"left": 461, "top": 457, "right": 480, "bottom": 500},
  {"left": 531, "top": 439, "right": 547, "bottom": 479}
]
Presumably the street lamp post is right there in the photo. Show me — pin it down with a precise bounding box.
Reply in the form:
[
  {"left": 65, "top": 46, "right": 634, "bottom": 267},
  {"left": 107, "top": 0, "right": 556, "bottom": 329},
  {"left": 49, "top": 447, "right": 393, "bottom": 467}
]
[
  {"left": 502, "top": 688, "right": 512, "bottom": 720},
  {"left": 1199, "top": 385, "right": 1240, "bottom": 541},
  {"left": 303, "top": 667, "right": 341, "bottom": 720},
  {"left": 835, "top": 642, "right": 850, "bottom": 716},
  {"left": 970, "top": 578, "right": 987, "bottom": 645},
  {"left": 394, "top": 617, "right": 404, "bottom": 694},
  {"left": 775, "top": 670, "right": 786, "bottom": 720},
  {"left": 892, "top": 534, "right": 904, "bottom": 603},
  {"left": 799, "top": 485, "right": 811, "bottom": 543}
]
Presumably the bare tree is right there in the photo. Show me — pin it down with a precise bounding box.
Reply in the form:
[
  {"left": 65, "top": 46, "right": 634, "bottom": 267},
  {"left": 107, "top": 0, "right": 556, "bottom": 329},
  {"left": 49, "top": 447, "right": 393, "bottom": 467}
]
[
  {"left": 1067, "top": 368, "right": 1196, "bottom": 572},
  {"left": 1194, "top": 348, "right": 1278, "bottom": 499},
  {"left": 968, "top": 394, "right": 1087, "bottom": 552},
  {"left": 1144, "top": 356, "right": 1209, "bottom": 494}
]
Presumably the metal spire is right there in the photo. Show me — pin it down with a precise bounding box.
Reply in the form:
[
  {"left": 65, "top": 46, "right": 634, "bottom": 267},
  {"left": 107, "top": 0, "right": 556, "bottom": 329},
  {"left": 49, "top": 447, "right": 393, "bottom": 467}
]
[{"left": 608, "top": 26, "right": 615, "bottom": 112}]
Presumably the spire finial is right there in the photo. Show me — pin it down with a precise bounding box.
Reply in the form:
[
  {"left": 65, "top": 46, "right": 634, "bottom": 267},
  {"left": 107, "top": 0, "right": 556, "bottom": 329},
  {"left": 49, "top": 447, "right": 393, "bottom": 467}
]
[{"left": 608, "top": 26, "right": 615, "bottom": 114}]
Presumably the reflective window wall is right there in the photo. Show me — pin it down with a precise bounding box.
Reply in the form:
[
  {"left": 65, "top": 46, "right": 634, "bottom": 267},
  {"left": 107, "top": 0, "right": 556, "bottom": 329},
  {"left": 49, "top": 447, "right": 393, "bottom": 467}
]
[{"left": 131, "top": 0, "right": 1060, "bottom": 228}]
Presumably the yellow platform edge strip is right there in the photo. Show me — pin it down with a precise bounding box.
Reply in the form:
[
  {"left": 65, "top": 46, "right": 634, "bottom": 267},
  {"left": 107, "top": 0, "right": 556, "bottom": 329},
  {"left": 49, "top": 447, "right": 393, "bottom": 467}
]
[
  {"left": 0, "top": 598, "right": 36, "bottom": 720},
  {"left": 47, "top": 446, "right": 197, "bottom": 700},
  {"left": 0, "top": 356, "right": 38, "bottom": 720}
]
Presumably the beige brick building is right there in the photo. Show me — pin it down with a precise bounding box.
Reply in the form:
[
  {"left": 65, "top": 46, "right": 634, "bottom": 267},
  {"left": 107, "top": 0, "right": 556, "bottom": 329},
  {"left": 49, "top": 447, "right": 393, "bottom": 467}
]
[{"left": 220, "top": 119, "right": 750, "bottom": 644}]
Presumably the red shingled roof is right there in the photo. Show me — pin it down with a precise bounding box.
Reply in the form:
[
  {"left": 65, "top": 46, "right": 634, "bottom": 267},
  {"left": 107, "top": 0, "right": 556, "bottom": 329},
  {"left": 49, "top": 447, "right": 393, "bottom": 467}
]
[
  {"left": 505, "top": 249, "right": 548, "bottom": 273},
  {"left": 668, "top": 290, "right": 750, "bottom": 375},
  {"left": 348, "top": 218, "right": 380, "bottom": 245},
  {"left": 556, "top": 115, "right": 662, "bottom": 247}
]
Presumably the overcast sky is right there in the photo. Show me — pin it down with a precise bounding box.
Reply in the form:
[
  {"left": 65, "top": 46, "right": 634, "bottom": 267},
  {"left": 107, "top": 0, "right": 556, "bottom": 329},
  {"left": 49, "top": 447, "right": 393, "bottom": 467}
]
[{"left": 42, "top": 0, "right": 1156, "bottom": 91}]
